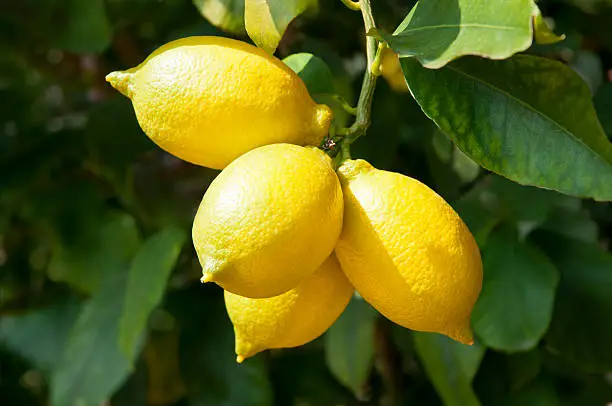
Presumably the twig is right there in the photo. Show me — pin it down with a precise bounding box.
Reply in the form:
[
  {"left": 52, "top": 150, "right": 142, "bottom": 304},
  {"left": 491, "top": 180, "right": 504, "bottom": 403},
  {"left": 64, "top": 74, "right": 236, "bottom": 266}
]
[{"left": 336, "top": 0, "right": 381, "bottom": 151}]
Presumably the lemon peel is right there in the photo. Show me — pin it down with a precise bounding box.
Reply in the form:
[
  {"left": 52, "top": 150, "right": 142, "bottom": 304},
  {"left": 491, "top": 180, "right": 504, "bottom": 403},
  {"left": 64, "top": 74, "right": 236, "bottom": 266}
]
[{"left": 335, "top": 159, "right": 482, "bottom": 344}]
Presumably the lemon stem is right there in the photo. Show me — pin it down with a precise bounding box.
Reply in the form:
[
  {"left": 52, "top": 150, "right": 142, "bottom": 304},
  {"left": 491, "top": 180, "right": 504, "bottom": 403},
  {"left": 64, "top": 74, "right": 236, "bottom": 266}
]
[
  {"left": 336, "top": 0, "right": 381, "bottom": 154},
  {"left": 340, "top": 0, "right": 361, "bottom": 10}
]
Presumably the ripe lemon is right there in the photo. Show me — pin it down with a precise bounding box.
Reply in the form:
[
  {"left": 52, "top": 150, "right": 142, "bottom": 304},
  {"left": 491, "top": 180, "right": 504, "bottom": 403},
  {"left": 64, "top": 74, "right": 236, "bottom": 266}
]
[
  {"left": 225, "top": 254, "right": 353, "bottom": 362},
  {"left": 334, "top": 160, "right": 482, "bottom": 344},
  {"left": 106, "top": 36, "right": 333, "bottom": 169},
  {"left": 192, "top": 144, "right": 343, "bottom": 298},
  {"left": 380, "top": 49, "right": 408, "bottom": 93}
]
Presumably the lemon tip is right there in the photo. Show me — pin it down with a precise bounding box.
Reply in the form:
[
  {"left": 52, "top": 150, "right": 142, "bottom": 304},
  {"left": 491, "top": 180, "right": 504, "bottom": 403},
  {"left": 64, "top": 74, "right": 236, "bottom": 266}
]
[
  {"left": 200, "top": 273, "right": 214, "bottom": 283},
  {"left": 236, "top": 355, "right": 245, "bottom": 364},
  {"left": 105, "top": 71, "right": 133, "bottom": 97}
]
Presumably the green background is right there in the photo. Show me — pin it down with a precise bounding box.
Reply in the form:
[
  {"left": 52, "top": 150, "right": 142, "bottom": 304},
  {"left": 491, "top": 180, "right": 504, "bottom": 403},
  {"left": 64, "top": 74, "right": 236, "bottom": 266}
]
[{"left": 1, "top": 0, "right": 612, "bottom": 405}]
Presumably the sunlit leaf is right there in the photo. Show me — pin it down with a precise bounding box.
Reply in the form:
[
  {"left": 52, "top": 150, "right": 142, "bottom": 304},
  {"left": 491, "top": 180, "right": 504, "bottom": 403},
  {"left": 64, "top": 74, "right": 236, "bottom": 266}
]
[
  {"left": 383, "top": 0, "right": 534, "bottom": 69},
  {"left": 283, "top": 53, "right": 334, "bottom": 95},
  {"left": 193, "top": 0, "right": 246, "bottom": 34},
  {"left": 245, "top": 0, "right": 318, "bottom": 53}
]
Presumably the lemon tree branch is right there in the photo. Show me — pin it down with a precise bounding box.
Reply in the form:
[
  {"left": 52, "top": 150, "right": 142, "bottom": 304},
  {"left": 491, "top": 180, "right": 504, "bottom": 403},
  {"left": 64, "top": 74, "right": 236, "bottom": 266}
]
[{"left": 336, "top": 0, "right": 381, "bottom": 152}]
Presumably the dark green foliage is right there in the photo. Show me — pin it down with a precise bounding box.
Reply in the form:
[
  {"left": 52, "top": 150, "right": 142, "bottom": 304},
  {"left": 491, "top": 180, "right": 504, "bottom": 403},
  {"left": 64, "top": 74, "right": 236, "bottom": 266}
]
[{"left": 1, "top": 0, "right": 612, "bottom": 405}]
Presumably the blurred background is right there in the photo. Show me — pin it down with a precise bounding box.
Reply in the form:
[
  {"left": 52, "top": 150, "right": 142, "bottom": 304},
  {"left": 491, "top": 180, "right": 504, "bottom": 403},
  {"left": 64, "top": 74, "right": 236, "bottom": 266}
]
[{"left": 1, "top": 0, "right": 612, "bottom": 405}]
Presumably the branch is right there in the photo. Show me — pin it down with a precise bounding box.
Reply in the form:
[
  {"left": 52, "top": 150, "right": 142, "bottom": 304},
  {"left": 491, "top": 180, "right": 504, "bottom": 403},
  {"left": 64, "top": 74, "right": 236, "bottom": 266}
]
[{"left": 336, "top": 0, "right": 381, "bottom": 155}]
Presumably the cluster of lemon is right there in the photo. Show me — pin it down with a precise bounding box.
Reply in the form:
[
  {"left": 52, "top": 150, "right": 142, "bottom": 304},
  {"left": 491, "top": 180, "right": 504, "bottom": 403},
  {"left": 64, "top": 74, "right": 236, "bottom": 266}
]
[{"left": 107, "top": 36, "right": 483, "bottom": 363}]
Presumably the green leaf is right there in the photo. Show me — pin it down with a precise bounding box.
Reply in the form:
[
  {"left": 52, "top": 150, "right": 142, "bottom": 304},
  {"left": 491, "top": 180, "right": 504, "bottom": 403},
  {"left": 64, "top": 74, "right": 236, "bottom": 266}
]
[
  {"left": 507, "top": 378, "right": 561, "bottom": 406},
  {"left": 472, "top": 230, "right": 559, "bottom": 352},
  {"left": 486, "top": 177, "right": 560, "bottom": 239},
  {"left": 177, "top": 290, "right": 272, "bottom": 406},
  {"left": 48, "top": 213, "right": 141, "bottom": 293},
  {"left": 533, "top": 9, "right": 565, "bottom": 45},
  {"left": 453, "top": 184, "right": 501, "bottom": 247},
  {"left": 594, "top": 82, "right": 612, "bottom": 138},
  {"left": 53, "top": 0, "right": 111, "bottom": 54},
  {"left": 325, "top": 297, "right": 377, "bottom": 399},
  {"left": 540, "top": 205, "right": 598, "bottom": 243},
  {"left": 383, "top": 0, "right": 534, "bottom": 69},
  {"left": 402, "top": 55, "right": 612, "bottom": 201},
  {"left": 283, "top": 53, "right": 334, "bottom": 95},
  {"left": 536, "top": 234, "right": 612, "bottom": 372},
  {"left": 245, "top": 0, "right": 318, "bottom": 54},
  {"left": 506, "top": 350, "right": 542, "bottom": 392},
  {"left": 0, "top": 300, "right": 80, "bottom": 373},
  {"left": 51, "top": 214, "right": 143, "bottom": 406},
  {"left": 413, "top": 332, "right": 485, "bottom": 406},
  {"left": 193, "top": 0, "right": 246, "bottom": 34},
  {"left": 119, "top": 227, "right": 186, "bottom": 360}
]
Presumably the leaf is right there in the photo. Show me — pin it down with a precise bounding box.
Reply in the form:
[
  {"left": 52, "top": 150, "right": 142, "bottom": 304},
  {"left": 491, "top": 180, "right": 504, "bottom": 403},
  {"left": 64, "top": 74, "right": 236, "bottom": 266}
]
[
  {"left": 382, "top": 0, "right": 534, "bottom": 69},
  {"left": 413, "top": 332, "right": 485, "bottom": 406},
  {"left": 506, "top": 350, "right": 542, "bottom": 392},
  {"left": 536, "top": 234, "right": 612, "bottom": 372},
  {"left": 507, "top": 378, "right": 561, "bottom": 406},
  {"left": 193, "top": 0, "right": 246, "bottom": 34},
  {"left": 119, "top": 227, "right": 186, "bottom": 360},
  {"left": 283, "top": 53, "right": 334, "bottom": 95},
  {"left": 245, "top": 0, "right": 318, "bottom": 54},
  {"left": 472, "top": 229, "right": 559, "bottom": 352},
  {"left": 540, "top": 205, "right": 598, "bottom": 243},
  {"left": 486, "top": 177, "right": 560, "bottom": 239},
  {"left": 53, "top": 0, "right": 111, "bottom": 54},
  {"left": 453, "top": 184, "right": 501, "bottom": 247},
  {"left": 594, "top": 82, "right": 612, "bottom": 138},
  {"left": 325, "top": 297, "right": 377, "bottom": 399},
  {"left": 532, "top": 9, "right": 565, "bottom": 45},
  {"left": 48, "top": 213, "right": 141, "bottom": 293},
  {"left": 0, "top": 300, "right": 81, "bottom": 373},
  {"left": 177, "top": 289, "right": 272, "bottom": 406},
  {"left": 50, "top": 213, "right": 143, "bottom": 406},
  {"left": 402, "top": 55, "right": 612, "bottom": 201}
]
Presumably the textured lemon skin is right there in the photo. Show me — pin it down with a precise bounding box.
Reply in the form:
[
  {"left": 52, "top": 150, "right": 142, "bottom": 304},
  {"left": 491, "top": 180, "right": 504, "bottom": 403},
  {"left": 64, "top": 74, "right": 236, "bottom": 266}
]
[
  {"left": 225, "top": 254, "right": 353, "bottom": 362},
  {"left": 106, "top": 36, "right": 333, "bottom": 169},
  {"left": 193, "top": 144, "right": 344, "bottom": 298},
  {"left": 380, "top": 49, "right": 409, "bottom": 93},
  {"left": 334, "top": 160, "right": 482, "bottom": 344}
]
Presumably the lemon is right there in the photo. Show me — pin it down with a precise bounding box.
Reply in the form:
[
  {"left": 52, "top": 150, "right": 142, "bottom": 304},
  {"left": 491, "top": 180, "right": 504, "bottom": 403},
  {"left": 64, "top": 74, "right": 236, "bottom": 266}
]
[
  {"left": 380, "top": 49, "right": 408, "bottom": 93},
  {"left": 225, "top": 254, "right": 353, "bottom": 362},
  {"left": 106, "top": 36, "right": 333, "bottom": 169},
  {"left": 192, "top": 143, "right": 343, "bottom": 298},
  {"left": 334, "top": 160, "right": 482, "bottom": 344}
]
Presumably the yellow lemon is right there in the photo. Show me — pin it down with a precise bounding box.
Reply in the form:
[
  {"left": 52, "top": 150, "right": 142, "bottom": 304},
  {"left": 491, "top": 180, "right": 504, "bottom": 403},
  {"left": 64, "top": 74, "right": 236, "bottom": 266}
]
[
  {"left": 106, "top": 36, "right": 333, "bottom": 169},
  {"left": 192, "top": 144, "right": 343, "bottom": 298},
  {"left": 334, "top": 160, "right": 482, "bottom": 344},
  {"left": 225, "top": 254, "right": 353, "bottom": 362},
  {"left": 380, "top": 48, "right": 408, "bottom": 93}
]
